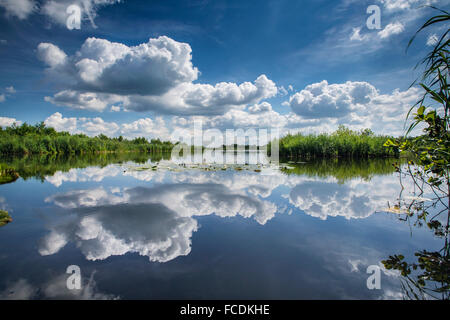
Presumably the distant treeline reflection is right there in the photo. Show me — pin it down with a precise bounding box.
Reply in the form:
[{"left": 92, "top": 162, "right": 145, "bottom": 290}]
[
  {"left": 281, "top": 158, "right": 404, "bottom": 183},
  {"left": 0, "top": 152, "right": 170, "bottom": 182},
  {"left": 0, "top": 153, "right": 404, "bottom": 184}
]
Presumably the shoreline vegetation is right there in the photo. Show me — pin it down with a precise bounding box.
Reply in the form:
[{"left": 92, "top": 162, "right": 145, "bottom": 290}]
[
  {"left": 0, "top": 123, "right": 400, "bottom": 183},
  {"left": 0, "top": 122, "right": 175, "bottom": 155},
  {"left": 1, "top": 123, "right": 399, "bottom": 159},
  {"left": 270, "top": 126, "right": 399, "bottom": 159}
]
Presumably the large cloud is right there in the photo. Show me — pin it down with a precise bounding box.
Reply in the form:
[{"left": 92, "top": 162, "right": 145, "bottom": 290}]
[
  {"left": 39, "top": 36, "right": 199, "bottom": 96},
  {"left": 38, "top": 36, "right": 278, "bottom": 115},
  {"left": 282, "top": 80, "right": 421, "bottom": 135},
  {"left": 284, "top": 80, "right": 378, "bottom": 119},
  {"left": 127, "top": 75, "right": 277, "bottom": 115},
  {"left": 44, "top": 77, "right": 277, "bottom": 116}
]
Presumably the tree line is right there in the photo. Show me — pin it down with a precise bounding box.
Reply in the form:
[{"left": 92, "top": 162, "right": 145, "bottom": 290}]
[{"left": 0, "top": 122, "right": 175, "bottom": 155}]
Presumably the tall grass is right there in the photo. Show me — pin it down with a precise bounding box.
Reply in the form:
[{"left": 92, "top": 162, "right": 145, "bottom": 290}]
[
  {"left": 271, "top": 126, "right": 398, "bottom": 159},
  {"left": 0, "top": 122, "right": 174, "bottom": 155}
]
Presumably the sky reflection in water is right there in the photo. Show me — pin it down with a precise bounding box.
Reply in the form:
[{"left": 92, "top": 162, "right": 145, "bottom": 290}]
[{"left": 0, "top": 155, "right": 442, "bottom": 299}]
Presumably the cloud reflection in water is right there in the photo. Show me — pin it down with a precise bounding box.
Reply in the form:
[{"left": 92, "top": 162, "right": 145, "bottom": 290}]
[{"left": 40, "top": 164, "right": 404, "bottom": 263}]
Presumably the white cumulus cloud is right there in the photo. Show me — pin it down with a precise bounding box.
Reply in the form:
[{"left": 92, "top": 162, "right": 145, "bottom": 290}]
[
  {"left": 0, "top": 116, "right": 21, "bottom": 127},
  {"left": 284, "top": 80, "right": 378, "bottom": 119},
  {"left": 39, "top": 36, "right": 279, "bottom": 116},
  {"left": 283, "top": 80, "right": 422, "bottom": 136},
  {"left": 378, "top": 22, "right": 405, "bottom": 39},
  {"left": 37, "top": 42, "right": 68, "bottom": 67},
  {"left": 39, "top": 36, "right": 198, "bottom": 96}
]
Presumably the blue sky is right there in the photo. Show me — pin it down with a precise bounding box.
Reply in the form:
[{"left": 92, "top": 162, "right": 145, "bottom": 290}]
[{"left": 0, "top": 0, "right": 448, "bottom": 140}]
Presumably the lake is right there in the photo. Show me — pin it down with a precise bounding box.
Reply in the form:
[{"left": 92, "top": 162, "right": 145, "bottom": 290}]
[{"left": 0, "top": 153, "right": 442, "bottom": 299}]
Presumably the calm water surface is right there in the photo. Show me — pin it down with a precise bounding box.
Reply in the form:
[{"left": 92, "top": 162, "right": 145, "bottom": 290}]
[{"left": 0, "top": 154, "right": 441, "bottom": 299}]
